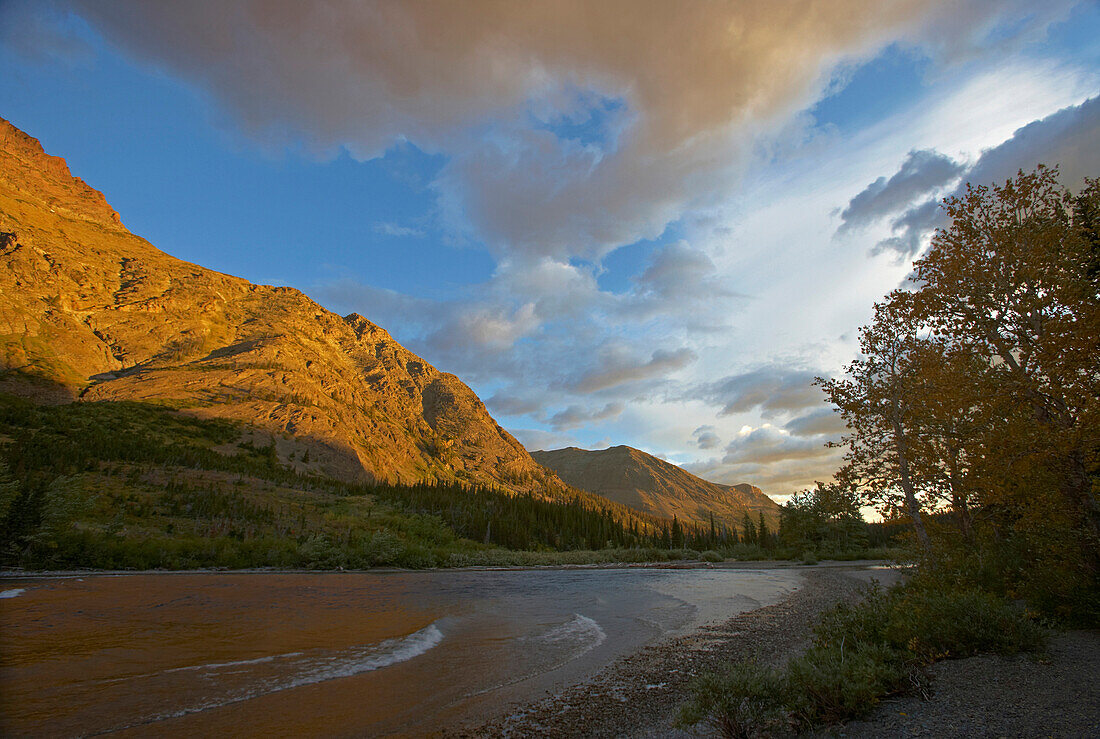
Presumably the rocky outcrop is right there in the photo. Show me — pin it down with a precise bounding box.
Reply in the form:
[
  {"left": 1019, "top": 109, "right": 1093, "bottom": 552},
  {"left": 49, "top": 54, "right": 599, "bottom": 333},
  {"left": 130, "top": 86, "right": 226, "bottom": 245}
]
[
  {"left": 532, "top": 445, "right": 780, "bottom": 529},
  {"left": 0, "top": 117, "right": 562, "bottom": 494}
]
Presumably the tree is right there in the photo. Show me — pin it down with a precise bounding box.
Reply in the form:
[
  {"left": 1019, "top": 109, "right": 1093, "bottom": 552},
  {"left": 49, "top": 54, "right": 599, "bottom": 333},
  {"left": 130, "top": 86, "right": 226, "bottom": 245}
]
[
  {"left": 901, "top": 339, "right": 993, "bottom": 542},
  {"left": 757, "top": 511, "right": 771, "bottom": 549},
  {"left": 0, "top": 461, "right": 20, "bottom": 522},
  {"left": 819, "top": 293, "right": 935, "bottom": 555},
  {"left": 779, "top": 481, "right": 866, "bottom": 552},
  {"left": 741, "top": 511, "right": 757, "bottom": 546},
  {"left": 912, "top": 167, "right": 1100, "bottom": 569}
]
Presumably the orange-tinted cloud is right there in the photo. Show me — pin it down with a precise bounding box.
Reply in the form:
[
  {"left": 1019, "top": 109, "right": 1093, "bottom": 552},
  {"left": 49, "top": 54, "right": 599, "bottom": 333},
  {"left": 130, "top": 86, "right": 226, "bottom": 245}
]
[{"left": 70, "top": 0, "right": 1005, "bottom": 258}]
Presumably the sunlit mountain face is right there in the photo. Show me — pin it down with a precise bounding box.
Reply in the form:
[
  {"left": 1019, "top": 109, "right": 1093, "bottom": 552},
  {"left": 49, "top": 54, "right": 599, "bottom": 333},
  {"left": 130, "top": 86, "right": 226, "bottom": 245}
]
[{"left": 2, "top": 0, "right": 1097, "bottom": 501}]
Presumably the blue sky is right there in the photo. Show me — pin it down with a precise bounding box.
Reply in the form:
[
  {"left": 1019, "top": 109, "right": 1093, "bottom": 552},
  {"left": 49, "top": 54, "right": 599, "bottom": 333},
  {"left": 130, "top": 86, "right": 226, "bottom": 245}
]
[{"left": 2, "top": 1, "right": 1098, "bottom": 499}]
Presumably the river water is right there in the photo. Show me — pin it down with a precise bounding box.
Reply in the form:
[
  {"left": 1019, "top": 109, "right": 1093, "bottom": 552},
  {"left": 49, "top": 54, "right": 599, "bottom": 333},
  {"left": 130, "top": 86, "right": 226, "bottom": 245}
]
[{"left": 0, "top": 568, "right": 803, "bottom": 737}]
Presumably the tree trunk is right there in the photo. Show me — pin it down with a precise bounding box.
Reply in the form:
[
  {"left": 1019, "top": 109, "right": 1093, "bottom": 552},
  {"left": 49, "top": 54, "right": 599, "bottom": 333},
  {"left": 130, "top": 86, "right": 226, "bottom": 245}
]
[
  {"left": 891, "top": 413, "right": 933, "bottom": 556},
  {"left": 947, "top": 446, "right": 973, "bottom": 542}
]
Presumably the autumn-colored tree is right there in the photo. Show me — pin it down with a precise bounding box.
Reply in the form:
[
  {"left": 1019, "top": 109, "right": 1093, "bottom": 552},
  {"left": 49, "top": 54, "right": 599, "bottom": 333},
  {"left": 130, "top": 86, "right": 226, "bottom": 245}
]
[
  {"left": 818, "top": 293, "right": 935, "bottom": 555},
  {"left": 822, "top": 166, "right": 1098, "bottom": 619},
  {"left": 900, "top": 339, "right": 997, "bottom": 542},
  {"left": 912, "top": 167, "right": 1100, "bottom": 571}
]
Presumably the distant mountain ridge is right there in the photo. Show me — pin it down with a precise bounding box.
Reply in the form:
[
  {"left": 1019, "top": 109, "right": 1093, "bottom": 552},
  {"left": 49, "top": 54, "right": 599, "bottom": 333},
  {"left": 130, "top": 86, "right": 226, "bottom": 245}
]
[
  {"left": 531, "top": 445, "right": 781, "bottom": 529},
  {"left": 0, "top": 117, "right": 562, "bottom": 495}
]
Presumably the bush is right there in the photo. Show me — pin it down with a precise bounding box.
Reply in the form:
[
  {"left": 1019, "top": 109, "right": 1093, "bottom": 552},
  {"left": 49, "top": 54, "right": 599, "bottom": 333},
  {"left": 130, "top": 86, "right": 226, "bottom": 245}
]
[
  {"left": 701, "top": 549, "right": 724, "bottom": 562},
  {"left": 785, "top": 642, "right": 905, "bottom": 727},
  {"left": 886, "top": 586, "right": 1045, "bottom": 663},
  {"left": 679, "top": 577, "right": 1045, "bottom": 736},
  {"left": 677, "top": 661, "right": 788, "bottom": 739},
  {"left": 813, "top": 582, "right": 894, "bottom": 649}
]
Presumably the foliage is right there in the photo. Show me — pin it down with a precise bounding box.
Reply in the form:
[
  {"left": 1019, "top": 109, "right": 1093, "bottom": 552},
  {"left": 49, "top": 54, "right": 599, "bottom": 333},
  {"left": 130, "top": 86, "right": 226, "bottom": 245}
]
[
  {"left": 817, "top": 167, "right": 1099, "bottom": 621},
  {"left": 677, "top": 661, "right": 788, "bottom": 739},
  {"left": 779, "top": 481, "right": 869, "bottom": 556},
  {"left": 681, "top": 576, "right": 1044, "bottom": 737},
  {"left": 784, "top": 641, "right": 905, "bottom": 726},
  {"left": 0, "top": 394, "right": 810, "bottom": 569},
  {"left": 817, "top": 294, "right": 936, "bottom": 554},
  {"left": 685, "top": 168, "right": 1096, "bottom": 734}
]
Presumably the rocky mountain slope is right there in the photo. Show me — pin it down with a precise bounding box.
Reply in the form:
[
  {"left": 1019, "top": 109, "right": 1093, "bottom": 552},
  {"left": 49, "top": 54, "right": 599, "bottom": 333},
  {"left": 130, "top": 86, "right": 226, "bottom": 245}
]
[
  {"left": 532, "top": 445, "right": 781, "bottom": 529},
  {"left": 0, "top": 117, "right": 561, "bottom": 494}
]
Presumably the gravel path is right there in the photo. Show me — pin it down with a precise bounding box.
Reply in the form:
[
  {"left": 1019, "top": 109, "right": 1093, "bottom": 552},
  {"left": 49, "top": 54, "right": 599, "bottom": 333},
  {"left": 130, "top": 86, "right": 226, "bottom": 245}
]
[
  {"left": 455, "top": 567, "right": 897, "bottom": 738},
  {"left": 833, "top": 630, "right": 1100, "bottom": 738}
]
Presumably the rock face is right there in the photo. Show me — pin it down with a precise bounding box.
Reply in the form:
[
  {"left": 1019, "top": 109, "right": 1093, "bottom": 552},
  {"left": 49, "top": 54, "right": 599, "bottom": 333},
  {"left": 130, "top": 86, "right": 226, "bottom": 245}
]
[
  {"left": 531, "top": 446, "right": 781, "bottom": 530},
  {"left": 0, "top": 117, "right": 561, "bottom": 493}
]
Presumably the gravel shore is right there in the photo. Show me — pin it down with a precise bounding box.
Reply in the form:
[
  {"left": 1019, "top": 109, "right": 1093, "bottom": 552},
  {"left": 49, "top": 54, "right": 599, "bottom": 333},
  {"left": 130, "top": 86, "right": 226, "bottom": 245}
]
[
  {"left": 833, "top": 629, "right": 1100, "bottom": 738},
  {"left": 455, "top": 563, "right": 1097, "bottom": 739},
  {"left": 458, "top": 566, "right": 899, "bottom": 738}
]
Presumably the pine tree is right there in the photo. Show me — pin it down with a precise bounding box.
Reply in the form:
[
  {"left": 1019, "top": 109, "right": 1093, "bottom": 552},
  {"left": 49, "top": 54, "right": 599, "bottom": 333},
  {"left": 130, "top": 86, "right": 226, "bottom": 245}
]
[{"left": 741, "top": 511, "right": 757, "bottom": 546}]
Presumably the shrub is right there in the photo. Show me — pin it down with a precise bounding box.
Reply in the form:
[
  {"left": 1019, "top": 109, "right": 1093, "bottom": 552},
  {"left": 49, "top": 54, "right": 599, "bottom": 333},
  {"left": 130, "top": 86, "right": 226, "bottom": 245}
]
[
  {"left": 677, "top": 661, "right": 788, "bottom": 739},
  {"left": 785, "top": 642, "right": 905, "bottom": 727},
  {"left": 813, "top": 582, "right": 894, "bottom": 649},
  {"left": 886, "top": 586, "right": 1045, "bottom": 663},
  {"left": 701, "top": 549, "right": 724, "bottom": 562},
  {"left": 679, "top": 577, "right": 1045, "bottom": 736}
]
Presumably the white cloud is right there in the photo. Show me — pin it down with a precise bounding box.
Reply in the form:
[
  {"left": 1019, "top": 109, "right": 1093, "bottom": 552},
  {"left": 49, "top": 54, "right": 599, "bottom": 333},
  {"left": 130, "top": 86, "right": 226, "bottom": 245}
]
[
  {"left": 547, "top": 402, "right": 624, "bottom": 431},
  {"left": 692, "top": 425, "right": 722, "bottom": 450},
  {"left": 694, "top": 366, "right": 826, "bottom": 419},
  {"left": 512, "top": 428, "right": 577, "bottom": 453},
  {"left": 373, "top": 221, "right": 424, "bottom": 238},
  {"left": 64, "top": 0, "right": 1083, "bottom": 263},
  {"left": 784, "top": 407, "right": 849, "bottom": 438}
]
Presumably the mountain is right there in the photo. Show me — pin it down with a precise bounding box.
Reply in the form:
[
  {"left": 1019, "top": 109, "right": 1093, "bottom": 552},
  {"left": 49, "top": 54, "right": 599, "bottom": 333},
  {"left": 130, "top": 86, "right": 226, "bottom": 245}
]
[
  {"left": 531, "top": 445, "right": 781, "bottom": 529},
  {"left": 0, "top": 117, "right": 560, "bottom": 494}
]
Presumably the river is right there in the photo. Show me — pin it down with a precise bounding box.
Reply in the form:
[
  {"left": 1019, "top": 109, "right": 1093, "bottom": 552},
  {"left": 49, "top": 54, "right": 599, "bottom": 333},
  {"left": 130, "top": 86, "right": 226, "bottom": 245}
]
[{"left": 0, "top": 567, "right": 804, "bottom": 736}]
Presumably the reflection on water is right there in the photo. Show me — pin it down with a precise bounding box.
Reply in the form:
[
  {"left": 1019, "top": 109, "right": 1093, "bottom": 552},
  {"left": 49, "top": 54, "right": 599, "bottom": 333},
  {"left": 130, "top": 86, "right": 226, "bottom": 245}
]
[{"left": 0, "top": 569, "right": 801, "bottom": 737}]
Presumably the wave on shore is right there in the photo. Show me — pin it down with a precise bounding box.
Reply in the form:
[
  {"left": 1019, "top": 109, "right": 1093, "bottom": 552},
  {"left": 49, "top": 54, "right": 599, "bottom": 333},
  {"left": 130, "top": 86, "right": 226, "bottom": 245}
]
[{"left": 112, "top": 622, "right": 444, "bottom": 731}]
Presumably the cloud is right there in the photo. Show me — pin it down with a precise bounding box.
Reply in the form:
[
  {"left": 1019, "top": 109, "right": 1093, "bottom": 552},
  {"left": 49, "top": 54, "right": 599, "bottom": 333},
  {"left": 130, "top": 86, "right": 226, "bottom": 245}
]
[
  {"left": 373, "top": 221, "right": 424, "bottom": 238},
  {"left": 0, "top": 0, "right": 94, "bottom": 65},
  {"left": 62, "top": 0, "right": 1077, "bottom": 262},
  {"left": 723, "top": 426, "right": 834, "bottom": 465},
  {"left": 963, "top": 93, "right": 1100, "bottom": 191},
  {"left": 784, "top": 407, "right": 848, "bottom": 437},
  {"left": 486, "top": 393, "right": 543, "bottom": 417},
  {"left": 512, "top": 428, "right": 577, "bottom": 453},
  {"left": 838, "top": 149, "right": 964, "bottom": 233},
  {"left": 627, "top": 242, "right": 742, "bottom": 322},
  {"left": 870, "top": 197, "right": 942, "bottom": 260},
  {"left": 425, "top": 302, "right": 539, "bottom": 355},
  {"left": 684, "top": 445, "right": 843, "bottom": 495},
  {"left": 681, "top": 420, "right": 844, "bottom": 494},
  {"left": 692, "top": 425, "right": 721, "bottom": 450},
  {"left": 872, "top": 94, "right": 1100, "bottom": 259},
  {"left": 571, "top": 345, "right": 696, "bottom": 394},
  {"left": 695, "top": 365, "right": 825, "bottom": 419},
  {"left": 547, "top": 402, "right": 624, "bottom": 431}
]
